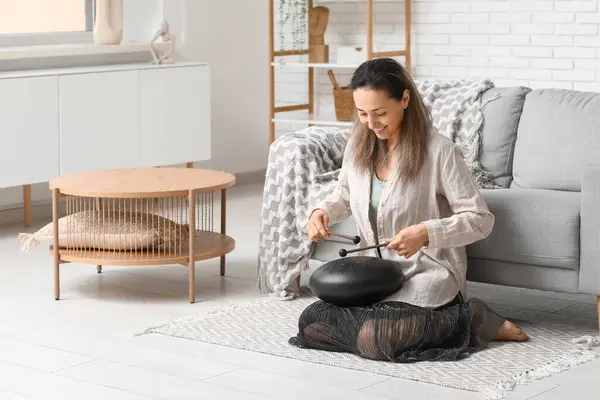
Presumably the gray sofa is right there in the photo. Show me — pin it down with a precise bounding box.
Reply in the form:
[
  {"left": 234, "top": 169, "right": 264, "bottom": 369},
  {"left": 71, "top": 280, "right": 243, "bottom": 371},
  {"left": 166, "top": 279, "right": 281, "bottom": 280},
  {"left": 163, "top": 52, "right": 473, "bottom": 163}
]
[{"left": 311, "top": 86, "right": 600, "bottom": 320}]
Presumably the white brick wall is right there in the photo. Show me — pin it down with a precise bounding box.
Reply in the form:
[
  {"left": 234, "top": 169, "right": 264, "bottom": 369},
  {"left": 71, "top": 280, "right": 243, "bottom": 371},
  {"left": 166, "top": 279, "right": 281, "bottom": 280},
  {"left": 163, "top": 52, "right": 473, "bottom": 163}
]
[{"left": 274, "top": 0, "right": 600, "bottom": 134}]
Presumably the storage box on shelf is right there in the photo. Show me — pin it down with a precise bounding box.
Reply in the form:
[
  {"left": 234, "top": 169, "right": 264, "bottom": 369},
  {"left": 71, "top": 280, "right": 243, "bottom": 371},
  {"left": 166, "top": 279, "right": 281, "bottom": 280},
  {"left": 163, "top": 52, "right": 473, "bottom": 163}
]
[
  {"left": 268, "top": 0, "right": 412, "bottom": 143},
  {"left": 0, "top": 61, "right": 211, "bottom": 226}
]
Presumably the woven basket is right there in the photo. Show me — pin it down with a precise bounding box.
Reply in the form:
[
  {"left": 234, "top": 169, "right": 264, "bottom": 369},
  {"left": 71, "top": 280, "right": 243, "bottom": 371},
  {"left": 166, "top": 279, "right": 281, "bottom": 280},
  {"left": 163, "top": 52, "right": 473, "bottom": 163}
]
[
  {"left": 333, "top": 86, "right": 355, "bottom": 121},
  {"left": 328, "top": 70, "right": 355, "bottom": 122}
]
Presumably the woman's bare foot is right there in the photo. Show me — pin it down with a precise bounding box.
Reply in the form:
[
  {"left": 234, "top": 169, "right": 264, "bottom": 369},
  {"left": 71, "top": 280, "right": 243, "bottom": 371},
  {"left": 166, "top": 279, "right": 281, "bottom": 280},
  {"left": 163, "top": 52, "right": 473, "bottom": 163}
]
[{"left": 494, "top": 320, "right": 530, "bottom": 342}]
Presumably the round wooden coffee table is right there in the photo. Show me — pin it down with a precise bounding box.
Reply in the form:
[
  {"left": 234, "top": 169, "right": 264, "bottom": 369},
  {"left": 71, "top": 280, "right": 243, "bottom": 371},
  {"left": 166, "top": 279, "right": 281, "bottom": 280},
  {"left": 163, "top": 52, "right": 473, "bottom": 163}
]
[{"left": 48, "top": 167, "right": 236, "bottom": 303}]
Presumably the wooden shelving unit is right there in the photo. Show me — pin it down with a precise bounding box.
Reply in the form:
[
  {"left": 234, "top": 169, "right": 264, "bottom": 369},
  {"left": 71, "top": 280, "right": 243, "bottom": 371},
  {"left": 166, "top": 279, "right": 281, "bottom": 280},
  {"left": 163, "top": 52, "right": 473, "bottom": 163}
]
[{"left": 268, "top": 0, "right": 412, "bottom": 144}]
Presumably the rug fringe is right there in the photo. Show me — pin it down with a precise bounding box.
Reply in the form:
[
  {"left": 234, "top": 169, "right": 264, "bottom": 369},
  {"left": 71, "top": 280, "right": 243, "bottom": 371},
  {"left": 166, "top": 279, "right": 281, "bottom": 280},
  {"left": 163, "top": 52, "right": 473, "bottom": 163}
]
[
  {"left": 482, "top": 336, "right": 600, "bottom": 400},
  {"left": 572, "top": 335, "right": 600, "bottom": 349},
  {"left": 18, "top": 233, "right": 39, "bottom": 252}
]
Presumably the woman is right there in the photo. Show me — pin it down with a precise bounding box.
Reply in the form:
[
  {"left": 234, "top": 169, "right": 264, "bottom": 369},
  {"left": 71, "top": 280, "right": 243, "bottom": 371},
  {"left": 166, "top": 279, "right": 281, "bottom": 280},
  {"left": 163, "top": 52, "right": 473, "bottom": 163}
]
[{"left": 292, "top": 58, "right": 528, "bottom": 362}]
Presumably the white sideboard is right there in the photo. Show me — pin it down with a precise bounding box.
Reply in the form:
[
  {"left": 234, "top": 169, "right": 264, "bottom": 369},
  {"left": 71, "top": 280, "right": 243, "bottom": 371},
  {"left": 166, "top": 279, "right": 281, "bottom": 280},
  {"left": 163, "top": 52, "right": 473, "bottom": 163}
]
[{"left": 0, "top": 61, "right": 211, "bottom": 223}]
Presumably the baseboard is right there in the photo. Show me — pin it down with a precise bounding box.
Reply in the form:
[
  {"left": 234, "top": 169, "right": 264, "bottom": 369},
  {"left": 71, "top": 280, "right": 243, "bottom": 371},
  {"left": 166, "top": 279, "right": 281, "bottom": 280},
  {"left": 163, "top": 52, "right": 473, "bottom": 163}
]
[
  {"left": 0, "top": 169, "right": 266, "bottom": 228},
  {"left": 233, "top": 169, "right": 266, "bottom": 186}
]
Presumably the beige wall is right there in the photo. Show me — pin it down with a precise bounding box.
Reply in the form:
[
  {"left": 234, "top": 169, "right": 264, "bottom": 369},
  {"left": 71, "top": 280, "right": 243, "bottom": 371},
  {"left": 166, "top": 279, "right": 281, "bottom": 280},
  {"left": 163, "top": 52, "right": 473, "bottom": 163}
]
[{"left": 0, "top": 0, "right": 86, "bottom": 35}]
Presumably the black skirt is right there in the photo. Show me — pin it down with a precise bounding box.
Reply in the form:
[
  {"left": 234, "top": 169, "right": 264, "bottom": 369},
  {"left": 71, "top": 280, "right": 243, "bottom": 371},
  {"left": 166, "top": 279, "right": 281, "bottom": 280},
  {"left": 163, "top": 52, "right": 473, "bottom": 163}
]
[{"left": 288, "top": 293, "right": 506, "bottom": 363}]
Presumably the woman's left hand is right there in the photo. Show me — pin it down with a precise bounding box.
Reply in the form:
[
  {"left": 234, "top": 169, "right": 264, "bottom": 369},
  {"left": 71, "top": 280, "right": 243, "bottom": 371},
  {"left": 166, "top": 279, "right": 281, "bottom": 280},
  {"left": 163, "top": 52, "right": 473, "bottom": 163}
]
[{"left": 386, "top": 223, "right": 429, "bottom": 258}]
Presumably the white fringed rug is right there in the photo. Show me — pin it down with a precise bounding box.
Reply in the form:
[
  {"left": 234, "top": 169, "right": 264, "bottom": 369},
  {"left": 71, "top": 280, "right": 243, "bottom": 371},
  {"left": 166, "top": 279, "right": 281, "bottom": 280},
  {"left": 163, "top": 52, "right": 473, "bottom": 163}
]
[{"left": 141, "top": 297, "right": 600, "bottom": 400}]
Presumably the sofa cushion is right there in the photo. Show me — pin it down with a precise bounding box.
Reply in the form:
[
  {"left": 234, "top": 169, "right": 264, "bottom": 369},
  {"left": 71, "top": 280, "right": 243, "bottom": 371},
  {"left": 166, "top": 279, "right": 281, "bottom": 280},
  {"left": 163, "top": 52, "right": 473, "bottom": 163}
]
[
  {"left": 467, "top": 188, "right": 580, "bottom": 270},
  {"left": 480, "top": 86, "right": 530, "bottom": 188},
  {"left": 511, "top": 89, "right": 600, "bottom": 191}
]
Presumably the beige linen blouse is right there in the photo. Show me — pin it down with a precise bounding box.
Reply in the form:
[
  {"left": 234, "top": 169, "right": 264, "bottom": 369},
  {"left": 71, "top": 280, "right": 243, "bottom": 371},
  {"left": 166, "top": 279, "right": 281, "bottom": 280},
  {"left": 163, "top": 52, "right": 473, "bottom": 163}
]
[{"left": 313, "top": 130, "right": 495, "bottom": 308}]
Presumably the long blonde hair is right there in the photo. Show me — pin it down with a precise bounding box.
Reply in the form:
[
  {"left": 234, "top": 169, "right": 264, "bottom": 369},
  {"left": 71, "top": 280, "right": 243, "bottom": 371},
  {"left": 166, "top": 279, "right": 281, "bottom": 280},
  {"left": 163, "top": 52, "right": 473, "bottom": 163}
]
[{"left": 349, "top": 58, "right": 431, "bottom": 180}]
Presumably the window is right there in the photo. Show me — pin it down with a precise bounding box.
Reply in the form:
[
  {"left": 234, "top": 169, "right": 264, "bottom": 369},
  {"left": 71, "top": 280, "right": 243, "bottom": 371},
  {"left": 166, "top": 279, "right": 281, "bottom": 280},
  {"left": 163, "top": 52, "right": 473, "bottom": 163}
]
[{"left": 0, "top": 0, "right": 93, "bottom": 45}]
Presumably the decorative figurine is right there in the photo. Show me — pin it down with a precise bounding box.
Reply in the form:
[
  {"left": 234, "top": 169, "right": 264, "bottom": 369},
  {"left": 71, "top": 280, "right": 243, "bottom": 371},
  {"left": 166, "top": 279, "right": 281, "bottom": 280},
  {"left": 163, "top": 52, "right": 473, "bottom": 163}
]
[
  {"left": 309, "top": 5, "right": 330, "bottom": 63},
  {"left": 150, "top": 20, "right": 175, "bottom": 65}
]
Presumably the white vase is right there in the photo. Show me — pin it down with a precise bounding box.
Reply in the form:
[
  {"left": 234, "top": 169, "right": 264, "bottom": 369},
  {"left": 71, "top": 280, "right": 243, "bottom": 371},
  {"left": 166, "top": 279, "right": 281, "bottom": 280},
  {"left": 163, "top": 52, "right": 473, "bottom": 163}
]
[{"left": 93, "top": 0, "right": 123, "bottom": 45}]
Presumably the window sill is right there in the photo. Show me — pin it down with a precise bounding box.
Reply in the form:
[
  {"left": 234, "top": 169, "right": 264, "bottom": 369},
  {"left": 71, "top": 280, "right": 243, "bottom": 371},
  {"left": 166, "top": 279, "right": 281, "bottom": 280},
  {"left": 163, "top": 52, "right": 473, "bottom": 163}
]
[{"left": 0, "top": 41, "right": 167, "bottom": 62}]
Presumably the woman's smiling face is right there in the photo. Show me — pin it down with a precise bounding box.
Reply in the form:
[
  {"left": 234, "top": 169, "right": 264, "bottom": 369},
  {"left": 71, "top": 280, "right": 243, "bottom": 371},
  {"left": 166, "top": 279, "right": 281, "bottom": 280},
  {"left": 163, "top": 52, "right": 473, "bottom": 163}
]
[{"left": 353, "top": 87, "right": 410, "bottom": 142}]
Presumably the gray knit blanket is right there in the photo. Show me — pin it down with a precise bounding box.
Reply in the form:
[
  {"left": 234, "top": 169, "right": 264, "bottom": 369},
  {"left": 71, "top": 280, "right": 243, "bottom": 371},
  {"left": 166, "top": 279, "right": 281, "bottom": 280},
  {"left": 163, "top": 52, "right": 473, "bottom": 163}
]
[
  {"left": 257, "top": 79, "right": 499, "bottom": 299},
  {"left": 415, "top": 79, "right": 499, "bottom": 189}
]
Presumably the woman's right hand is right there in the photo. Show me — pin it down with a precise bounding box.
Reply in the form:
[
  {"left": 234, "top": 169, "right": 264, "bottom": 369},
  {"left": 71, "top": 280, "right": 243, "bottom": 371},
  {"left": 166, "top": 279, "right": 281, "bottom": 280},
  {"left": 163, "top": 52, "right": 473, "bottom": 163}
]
[{"left": 307, "top": 209, "right": 330, "bottom": 242}]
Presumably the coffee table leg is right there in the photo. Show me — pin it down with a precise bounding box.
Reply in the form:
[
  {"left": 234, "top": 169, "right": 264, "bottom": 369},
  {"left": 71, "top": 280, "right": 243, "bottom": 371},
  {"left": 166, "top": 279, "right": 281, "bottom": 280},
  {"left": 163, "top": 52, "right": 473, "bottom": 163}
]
[
  {"left": 189, "top": 190, "right": 196, "bottom": 303},
  {"left": 220, "top": 189, "right": 226, "bottom": 276},
  {"left": 189, "top": 262, "right": 195, "bottom": 303},
  {"left": 52, "top": 189, "right": 60, "bottom": 300},
  {"left": 24, "top": 184, "right": 31, "bottom": 227},
  {"left": 95, "top": 198, "right": 103, "bottom": 274}
]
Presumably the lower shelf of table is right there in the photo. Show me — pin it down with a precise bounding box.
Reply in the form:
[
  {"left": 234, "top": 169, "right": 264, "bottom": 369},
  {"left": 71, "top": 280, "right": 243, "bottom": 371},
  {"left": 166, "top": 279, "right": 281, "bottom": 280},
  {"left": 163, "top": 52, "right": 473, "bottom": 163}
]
[{"left": 49, "top": 230, "right": 235, "bottom": 266}]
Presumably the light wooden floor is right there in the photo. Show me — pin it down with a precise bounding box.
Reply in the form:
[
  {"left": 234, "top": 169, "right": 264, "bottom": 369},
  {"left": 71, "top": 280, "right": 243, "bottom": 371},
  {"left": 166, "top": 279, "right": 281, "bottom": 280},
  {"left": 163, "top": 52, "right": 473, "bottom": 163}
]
[{"left": 0, "top": 182, "right": 598, "bottom": 400}]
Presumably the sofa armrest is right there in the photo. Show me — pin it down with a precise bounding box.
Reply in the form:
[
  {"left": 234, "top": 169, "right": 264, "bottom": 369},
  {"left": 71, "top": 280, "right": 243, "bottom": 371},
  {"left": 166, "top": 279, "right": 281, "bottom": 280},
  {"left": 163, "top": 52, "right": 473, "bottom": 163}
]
[
  {"left": 270, "top": 126, "right": 350, "bottom": 168},
  {"left": 579, "top": 164, "right": 600, "bottom": 294}
]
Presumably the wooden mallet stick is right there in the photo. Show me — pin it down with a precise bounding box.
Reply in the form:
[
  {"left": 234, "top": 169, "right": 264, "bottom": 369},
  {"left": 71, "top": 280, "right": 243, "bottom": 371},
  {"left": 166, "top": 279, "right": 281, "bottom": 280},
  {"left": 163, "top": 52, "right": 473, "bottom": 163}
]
[
  {"left": 327, "top": 231, "right": 361, "bottom": 244},
  {"left": 339, "top": 242, "right": 390, "bottom": 257}
]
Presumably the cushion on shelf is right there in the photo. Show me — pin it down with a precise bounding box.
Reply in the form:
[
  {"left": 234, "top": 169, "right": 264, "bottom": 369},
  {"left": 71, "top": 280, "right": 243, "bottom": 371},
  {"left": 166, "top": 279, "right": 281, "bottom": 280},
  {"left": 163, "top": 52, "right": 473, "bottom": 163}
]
[{"left": 18, "top": 210, "right": 190, "bottom": 252}]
